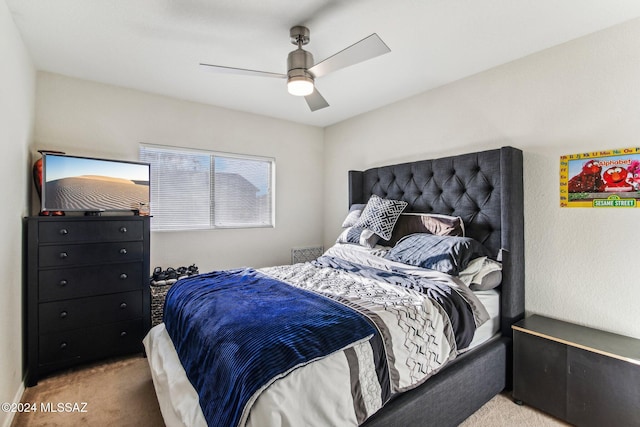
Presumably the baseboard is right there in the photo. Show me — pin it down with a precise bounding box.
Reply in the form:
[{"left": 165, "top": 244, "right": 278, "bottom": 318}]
[{"left": 1, "top": 381, "right": 25, "bottom": 427}]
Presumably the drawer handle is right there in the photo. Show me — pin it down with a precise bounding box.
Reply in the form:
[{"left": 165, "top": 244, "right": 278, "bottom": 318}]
[
  {"left": 119, "top": 248, "right": 127, "bottom": 255},
  {"left": 59, "top": 279, "right": 68, "bottom": 287},
  {"left": 60, "top": 311, "right": 68, "bottom": 319},
  {"left": 59, "top": 252, "right": 68, "bottom": 259},
  {"left": 59, "top": 228, "right": 68, "bottom": 235},
  {"left": 120, "top": 331, "right": 127, "bottom": 337},
  {"left": 119, "top": 273, "right": 128, "bottom": 280},
  {"left": 60, "top": 342, "right": 68, "bottom": 350},
  {"left": 119, "top": 227, "right": 127, "bottom": 233},
  {"left": 120, "top": 302, "right": 127, "bottom": 309}
]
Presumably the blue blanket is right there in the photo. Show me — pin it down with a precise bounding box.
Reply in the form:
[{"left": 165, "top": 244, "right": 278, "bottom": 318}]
[{"left": 163, "top": 268, "right": 376, "bottom": 427}]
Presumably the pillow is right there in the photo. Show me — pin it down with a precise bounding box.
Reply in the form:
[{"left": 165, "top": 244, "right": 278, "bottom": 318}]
[
  {"left": 471, "top": 271, "right": 502, "bottom": 291},
  {"left": 341, "top": 204, "right": 366, "bottom": 228},
  {"left": 384, "top": 234, "right": 489, "bottom": 276},
  {"left": 336, "top": 227, "right": 380, "bottom": 248},
  {"left": 353, "top": 195, "right": 408, "bottom": 240},
  {"left": 458, "top": 256, "right": 503, "bottom": 290},
  {"left": 382, "top": 213, "right": 465, "bottom": 246}
]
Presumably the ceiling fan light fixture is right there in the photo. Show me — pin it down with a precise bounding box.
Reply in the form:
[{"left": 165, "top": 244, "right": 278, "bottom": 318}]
[{"left": 287, "top": 75, "right": 314, "bottom": 96}]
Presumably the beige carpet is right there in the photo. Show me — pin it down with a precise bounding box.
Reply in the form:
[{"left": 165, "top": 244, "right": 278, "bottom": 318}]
[
  {"left": 12, "top": 355, "right": 568, "bottom": 427},
  {"left": 460, "top": 393, "right": 569, "bottom": 427},
  {"left": 12, "top": 355, "right": 164, "bottom": 427}
]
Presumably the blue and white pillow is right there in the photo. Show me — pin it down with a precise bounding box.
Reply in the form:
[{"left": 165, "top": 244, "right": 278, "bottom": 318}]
[
  {"left": 385, "top": 233, "right": 489, "bottom": 276},
  {"left": 353, "top": 194, "right": 408, "bottom": 240},
  {"left": 336, "top": 227, "right": 379, "bottom": 248}
]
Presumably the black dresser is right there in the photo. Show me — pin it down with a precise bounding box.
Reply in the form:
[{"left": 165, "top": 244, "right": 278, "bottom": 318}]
[{"left": 25, "top": 216, "right": 151, "bottom": 386}]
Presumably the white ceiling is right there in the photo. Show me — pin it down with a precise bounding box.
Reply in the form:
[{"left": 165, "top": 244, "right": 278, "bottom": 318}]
[{"left": 7, "top": 0, "right": 640, "bottom": 127}]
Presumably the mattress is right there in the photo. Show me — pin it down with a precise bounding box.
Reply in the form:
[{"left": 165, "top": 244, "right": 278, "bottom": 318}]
[{"left": 143, "top": 288, "right": 500, "bottom": 427}]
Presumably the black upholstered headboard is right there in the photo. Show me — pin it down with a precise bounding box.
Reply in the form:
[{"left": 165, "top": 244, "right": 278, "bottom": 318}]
[{"left": 348, "top": 146, "right": 524, "bottom": 336}]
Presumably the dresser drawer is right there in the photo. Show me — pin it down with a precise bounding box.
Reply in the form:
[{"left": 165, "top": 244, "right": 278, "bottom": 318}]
[
  {"left": 39, "top": 319, "right": 144, "bottom": 366},
  {"left": 39, "top": 291, "right": 143, "bottom": 334},
  {"left": 39, "top": 262, "right": 143, "bottom": 302},
  {"left": 38, "top": 220, "right": 143, "bottom": 244},
  {"left": 39, "top": 241, "right": 143, "bottom": 268}
]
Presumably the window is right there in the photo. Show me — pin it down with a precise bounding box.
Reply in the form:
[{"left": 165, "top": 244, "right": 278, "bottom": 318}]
[{"left": 140, "top": 144, "right": 274, "bottom": 231}]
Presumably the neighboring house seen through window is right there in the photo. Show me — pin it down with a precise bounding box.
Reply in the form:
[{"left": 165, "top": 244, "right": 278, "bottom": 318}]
[{"left": 139, "top": 144, "right": 274, "bottom": 231}]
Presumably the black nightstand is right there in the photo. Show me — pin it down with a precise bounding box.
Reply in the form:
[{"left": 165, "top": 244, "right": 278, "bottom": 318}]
[{"left": 512, "top": 315, "right": 640, "bottom": 427}]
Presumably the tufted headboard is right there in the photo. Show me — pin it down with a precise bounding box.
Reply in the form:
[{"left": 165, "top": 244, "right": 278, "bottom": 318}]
[{"left": 348, "top": 146, "right": 524, "bottom": 336}]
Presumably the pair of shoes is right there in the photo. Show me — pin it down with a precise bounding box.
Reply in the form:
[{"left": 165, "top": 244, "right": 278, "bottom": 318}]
[
  {"left": 174, "top": 264, "right": 199, "bottom": 280},
  {"left": 151, "top": 266, "right": 178, "bottom": 283},
  {"left": 165, "top": 267, "right": 177, "bottom": 280},
  {"left": 152, "top": 267, "right": 166, "bottom": 281},
  {"left": 151, "top": 264, "right": 199, "bottom": 284}
]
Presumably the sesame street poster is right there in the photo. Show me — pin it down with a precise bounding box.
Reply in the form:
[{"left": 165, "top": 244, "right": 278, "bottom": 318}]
[{"left": 560, "top": 147, "right": 640, "bottom": 207}]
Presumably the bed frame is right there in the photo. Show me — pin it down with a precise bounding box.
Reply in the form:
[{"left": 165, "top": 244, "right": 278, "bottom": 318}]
[{"left": 349, "top": 146, "right": 525, "bottom": 427}]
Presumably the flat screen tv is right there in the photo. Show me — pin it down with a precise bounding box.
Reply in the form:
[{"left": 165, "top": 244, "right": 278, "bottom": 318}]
[{"left": 42, "top": 153, "right": 150, "bottom": 213}]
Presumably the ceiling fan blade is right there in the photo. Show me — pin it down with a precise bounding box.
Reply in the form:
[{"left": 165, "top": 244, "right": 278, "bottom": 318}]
[
  {"left": 308, "top": 33, "right": 390, "bottom": 78},
  {"left": 305, "top": 88, "right": 329, "bottom": 112},
  {"left": 199, "top": 63, "right": 286, "bottom": 79}
]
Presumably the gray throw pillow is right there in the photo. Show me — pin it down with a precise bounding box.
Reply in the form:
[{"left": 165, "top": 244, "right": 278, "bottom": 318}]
[{"left": 382, "top": 213, "right": 465, "bottom": 246}]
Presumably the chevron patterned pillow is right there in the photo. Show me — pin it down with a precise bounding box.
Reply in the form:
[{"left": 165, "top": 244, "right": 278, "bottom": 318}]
[{"left": 353, "top": 194, "right": 408, "bottom": 240}]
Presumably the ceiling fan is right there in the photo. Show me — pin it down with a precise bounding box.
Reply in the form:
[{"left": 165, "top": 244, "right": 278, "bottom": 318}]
[{"left": 200, "top": 26, "right": 391, "bottom": 112}]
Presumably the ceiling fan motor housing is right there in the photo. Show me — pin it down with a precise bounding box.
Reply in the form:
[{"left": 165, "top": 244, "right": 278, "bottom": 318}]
[
  {"left": 287, "top": 48, "right": 314, "bottom": 80},
  {"left": 288, "top": 25, "right": 314, "bottom": 81}
]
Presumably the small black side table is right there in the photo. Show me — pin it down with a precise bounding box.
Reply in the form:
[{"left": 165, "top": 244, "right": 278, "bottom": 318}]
[{"left": 512, "top": 314, "right": 640, "bottom": 427}]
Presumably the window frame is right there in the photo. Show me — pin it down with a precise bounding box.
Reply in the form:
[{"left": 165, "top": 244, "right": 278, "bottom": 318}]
[{"left": 140, "top": 143, "right": 276, "bottom": 232}]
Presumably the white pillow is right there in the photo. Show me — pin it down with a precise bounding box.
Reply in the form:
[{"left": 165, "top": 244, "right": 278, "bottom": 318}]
[
  {"left": 341, "top": 204, "right": 366, "bottom": 228},
  {"left": 458, "top": 256, "right": 502, "bottom": 290}
]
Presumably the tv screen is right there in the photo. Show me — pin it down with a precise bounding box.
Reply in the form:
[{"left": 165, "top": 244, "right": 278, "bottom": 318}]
[{"left": 42, "top": 153, "right": 150, "bottom": 213}]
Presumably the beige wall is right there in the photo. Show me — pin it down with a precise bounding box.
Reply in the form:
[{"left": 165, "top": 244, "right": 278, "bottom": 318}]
[
  {"left": 324, "top": 18, "right": 640, "bottom": 339},
  {"left": 35, "top": 72, "right": 325, "bottom": 273},
  {"left": 0, "top": 1, "right": 35, "bottom": 426}
]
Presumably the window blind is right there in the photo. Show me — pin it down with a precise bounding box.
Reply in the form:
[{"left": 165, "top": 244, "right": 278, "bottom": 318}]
[{"left": 140, "top": 145, "right": 274, "bottom": 231}]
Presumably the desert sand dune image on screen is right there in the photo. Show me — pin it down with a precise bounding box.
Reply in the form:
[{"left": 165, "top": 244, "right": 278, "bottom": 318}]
[{"left": 44, "top": 175, "right": 149, "bottom": 211}]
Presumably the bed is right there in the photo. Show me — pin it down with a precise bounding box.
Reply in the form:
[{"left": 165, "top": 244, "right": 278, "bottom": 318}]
[{"left": 143, "top": 146, "right": 524, "bottom": 427}]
